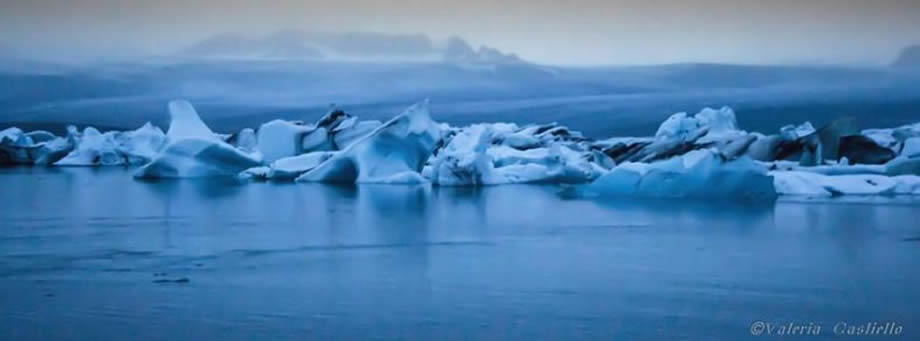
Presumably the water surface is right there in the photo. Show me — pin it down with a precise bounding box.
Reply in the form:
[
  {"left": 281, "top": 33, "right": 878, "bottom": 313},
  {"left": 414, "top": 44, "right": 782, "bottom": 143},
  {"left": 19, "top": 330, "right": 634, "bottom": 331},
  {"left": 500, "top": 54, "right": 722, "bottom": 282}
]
[{"left": 1, "top": 167, "right": 919, "bottom": 340}]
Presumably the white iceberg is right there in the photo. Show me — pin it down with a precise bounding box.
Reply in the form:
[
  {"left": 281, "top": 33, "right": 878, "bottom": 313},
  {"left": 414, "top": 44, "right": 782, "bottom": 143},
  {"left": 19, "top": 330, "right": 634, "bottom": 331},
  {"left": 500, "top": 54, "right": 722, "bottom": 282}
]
[
  {"left": 427, "top": 124, "right": 602, "bottom": 186},
  {"left": 902, "top": 138, "right": 920, "bottom": 158},
  {"left": 115, "top": 123, "right": 168, "bottom": 163},
  {"left": 295, "top": 100, "right": 442, "bottom": 184},
  {"left": 52, "top": 123, "right": 166, "bottom": 166},
  {"left": 257, "top": 119, "right": 315, "bottom": 163},
  {"left": 772, "top": 171, "right": 920, "bottom": 196},
  {"left": 229, "top": 128, "right": 258, "bottom": 154},
  {"left": 263, "top": 151, "right": 335, "bottom": 180},
  {"left": 779, "top": 122, "right": 816, "bottom": 140},
  {"left": 861, "top": 122, "right": 920, "bottom": 155},
  {"left": 134, "top": 100, "right": 262, "bottom": 178},
  {"left": 300, "top": 127, "right": 333, "bottom": 153},
  {"left": 1, "top": 128, "right": 76, "bottom": 165},
  {"left": 5, "top": 99, "right": 920, "bottom": 199},
  {"left": 655, "top": 107, "right": 739, "bottom": 140},
  {"left": 581, "top": 149, "right": 776, "bottom": 199},
  {"left": 55, "top": 127, "right": 125, "bottom": 166},
  {"left": 332, "top": 118, "right": 382, "bottom": 150}
]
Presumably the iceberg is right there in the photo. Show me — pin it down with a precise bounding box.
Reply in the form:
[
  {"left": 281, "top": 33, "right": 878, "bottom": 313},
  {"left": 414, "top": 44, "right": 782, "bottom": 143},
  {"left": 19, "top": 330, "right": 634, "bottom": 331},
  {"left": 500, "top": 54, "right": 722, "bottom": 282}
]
[
  {"left": 2, "top": 128, "right": 65, "bottom": 164},
  {"left": 582, "top": 149, "right": 777, "bottom": 199},
  {"left": 115, "top": 123, "right": 168, "bottom": 163},
  {"left": 4, "top": 98, "right": 920, "bottom": 199},
  {"left": 655, "top": 107, "right": 739, "bottom": 140},
  {"left": 1, "top": 127, "right": 77, "bottom": 165},
  {"left": 134, "top": 100, "right": 261, "bottom": 178},
  {"left": 263, "top": 151, "right": 335, "bottom": 180},
  {"left": 54, "top": 127, "right": 125, "bottom": 166},
  {"left": 902, "top": 138, "right": 920, "bottom": 158},
  {"left": 295, "top": 100, "right": 443, "bottom": 184},
  {"left": 257, "top": 119, "right": 316, "bottom": 163},
  {"left": 772, "top": 171, "right": 920, "bottom": 197},
  {"left": 427, "top": 124, "right": 603, "bottom": 186},
  {"left": 228, "top": 128, "right": 258, "bottom": 154},
  {"left": 300, "top": 127, "right": 333, "bottom": 153},
  {"left": 779, "top": 122, "right": 816, "bottom": 140},
  {"left": 332, "top": 119, "right": 382, "bottom": 150}
]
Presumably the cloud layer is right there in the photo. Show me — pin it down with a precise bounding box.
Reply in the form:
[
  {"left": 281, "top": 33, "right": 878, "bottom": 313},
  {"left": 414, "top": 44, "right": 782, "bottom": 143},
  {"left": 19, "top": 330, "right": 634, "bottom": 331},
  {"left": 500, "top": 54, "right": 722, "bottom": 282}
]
[{"left": 1, "top": 0, "right": 918, "bottom": 65}]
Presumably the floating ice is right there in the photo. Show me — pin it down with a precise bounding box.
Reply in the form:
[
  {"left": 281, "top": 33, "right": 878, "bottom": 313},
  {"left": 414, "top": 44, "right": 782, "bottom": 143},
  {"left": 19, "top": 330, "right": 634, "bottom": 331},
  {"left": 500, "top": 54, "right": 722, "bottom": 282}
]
[
  {"left": 902, "top": 138, "right": 920, "bottom": 158},
  {"left": 116, "top": 123, "right": 168, "bottom": 163},
  {"left": 263, "top": 152, "right": 335, "bottom": 180},
  {"left": 332, "top": 119, "right": 382, "bottom": 150},
  {"left": 134, "top": 100, "right": 261, "bottom": 178},
  {"left": 3, "top": 99, "right": 920, "bottom": 198},
  {"left": 780, "top": 122, "right": 816, "bottom": 140},
  {"left": 427, "top": 124, "right": 603, "bottom": 186},
  {"left": 582, "top": 149, "right": 777, "bottom": 199},
  {"left": 257, "top": 119, "right": 316, "bottom": 163},
  {"left": 55, "top": 127, "right": 125, "bottom": 166},
  {"left": 295, "top": 100, "right": 442, "bottom": 183},
  {"left": 228, "top": 128, "right": 258, "bottom": 154},
  {"left": 655, "top": 107, "right": 739, "bottom": 140},
  {"left": 772, "top": 171, "right": 920, "bottom": 196},
  {"left": 300, "top": 127, "right": 332, "bottom": 153},
  {"left": 50, "top": 123, "right": 167, "bottom": 166}
]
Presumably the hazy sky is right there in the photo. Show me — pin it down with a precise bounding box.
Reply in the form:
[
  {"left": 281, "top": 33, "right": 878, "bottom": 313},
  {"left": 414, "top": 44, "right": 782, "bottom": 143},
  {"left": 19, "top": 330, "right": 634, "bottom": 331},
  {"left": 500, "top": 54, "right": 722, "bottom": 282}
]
[{"left": 1, "top": 0, "right": 919, "bottom": 65}]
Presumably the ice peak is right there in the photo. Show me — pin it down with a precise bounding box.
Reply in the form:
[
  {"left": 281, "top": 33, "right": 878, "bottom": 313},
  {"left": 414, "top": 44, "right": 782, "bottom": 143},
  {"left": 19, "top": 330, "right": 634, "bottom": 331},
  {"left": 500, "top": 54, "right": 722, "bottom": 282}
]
[{"left": 166, "top": 100, "right": 215, "bottom": 140}]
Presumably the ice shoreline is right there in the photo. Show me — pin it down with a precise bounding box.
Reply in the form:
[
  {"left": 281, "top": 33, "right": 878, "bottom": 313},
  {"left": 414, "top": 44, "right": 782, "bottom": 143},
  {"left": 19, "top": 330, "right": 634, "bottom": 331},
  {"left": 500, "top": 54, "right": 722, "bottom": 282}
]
[{"left": 3, "top": 100, "right": 919, "bottom": 198}]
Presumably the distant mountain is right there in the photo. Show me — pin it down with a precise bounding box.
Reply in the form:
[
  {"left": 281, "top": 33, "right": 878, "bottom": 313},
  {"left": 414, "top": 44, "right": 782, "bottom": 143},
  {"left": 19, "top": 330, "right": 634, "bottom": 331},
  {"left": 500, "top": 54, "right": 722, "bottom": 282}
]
[
  {"left": 892, "top": 45, "right": 920, "bottom": 68},
  {"left": 179, "top": 31, "right": 526, "bottom": 66},
  {"left": 443, "top": 36, "right": 523, "bottom": 65}
]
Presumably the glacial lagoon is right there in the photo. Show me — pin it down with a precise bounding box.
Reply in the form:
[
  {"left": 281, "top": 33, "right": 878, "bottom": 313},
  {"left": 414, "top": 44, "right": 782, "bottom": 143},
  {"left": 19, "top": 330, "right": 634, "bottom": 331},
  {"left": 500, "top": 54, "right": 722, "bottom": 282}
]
[{"left": 1, "top": 166, "right": 919, "bottom": 340}]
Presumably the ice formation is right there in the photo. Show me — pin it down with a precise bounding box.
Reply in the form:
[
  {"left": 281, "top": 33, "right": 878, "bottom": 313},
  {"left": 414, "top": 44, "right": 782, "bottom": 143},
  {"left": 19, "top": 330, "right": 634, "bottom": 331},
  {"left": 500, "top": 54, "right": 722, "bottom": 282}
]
[
  {"left": 655, "top": 107, "right": 739, "bottom": 140},
  {"left": 248, "top": 151, "right": 335, "bottom": 181},
  {"left": 295, "top": 100, "right": 442, "bottom": 184},
  {"left": 1, "top": 127, "right": 72, "bottom": 165},
  {"left": 257, "top": 119, "right": 317, "bottom": 163},
  {"left": 582, "top": 149, "right": 777, "bottom": 199},
  {"left": 773, "top": 172, "right": 920, "bottom": 196},
  {"left": 426, "top": 123, "right": 605, "bottom": 186},
  {"left": 3, "top": 99, "right": 920, "bottom": 199},
  {"left": 55, "top": 123, "right": 167, "bottom": 166},
  {"left": 134, "top": 100, "right": 262, "bottom": 178}
]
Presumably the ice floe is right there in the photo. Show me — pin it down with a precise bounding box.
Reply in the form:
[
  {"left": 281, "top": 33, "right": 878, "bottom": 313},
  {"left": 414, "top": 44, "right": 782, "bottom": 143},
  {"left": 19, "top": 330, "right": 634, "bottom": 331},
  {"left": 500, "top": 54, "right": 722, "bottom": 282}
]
[
  {"left": 1, "top": 127, "right": 73, "bottom": 165},
  {"left": 257, "top": 119, "right": 316, "bottom": 163},
  {"left": 295, "top": 100, "right": 442, "bottom": 184},
  {"left": 426, "top": 123, "right": 604, "bottom": 186},
  {"left": 772, "top": 171, "right": 920, "bottom": 197},
  {"left": 3, "top": 99, "right": 920, "bottom": 199},
  {"left": 581, "top": 149, "right": 777, "bottom": 199},
  {"left": 134, "top": 100, "right": 262, "bottom": 178}
]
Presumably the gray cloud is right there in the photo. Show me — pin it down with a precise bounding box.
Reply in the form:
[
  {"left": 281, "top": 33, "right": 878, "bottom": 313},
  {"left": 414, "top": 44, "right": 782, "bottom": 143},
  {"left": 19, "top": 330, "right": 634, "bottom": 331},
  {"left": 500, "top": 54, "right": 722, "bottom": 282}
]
[{"left": 1, "top": 0, "right": 918, "bottom": 65}]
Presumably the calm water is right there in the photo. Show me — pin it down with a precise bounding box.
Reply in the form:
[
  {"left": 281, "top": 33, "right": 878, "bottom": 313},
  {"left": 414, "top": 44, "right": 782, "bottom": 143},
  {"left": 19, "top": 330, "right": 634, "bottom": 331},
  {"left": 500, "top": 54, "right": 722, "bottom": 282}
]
[{"left": 1, "top": 167, "right": 919, "bottom": 340}]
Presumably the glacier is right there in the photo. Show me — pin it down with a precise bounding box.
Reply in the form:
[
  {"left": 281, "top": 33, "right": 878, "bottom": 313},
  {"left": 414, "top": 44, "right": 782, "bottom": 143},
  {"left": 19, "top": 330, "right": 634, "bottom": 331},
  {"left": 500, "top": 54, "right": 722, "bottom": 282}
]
[{"left": 3, "top": 99, "right": 920, "bottom": 199}]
